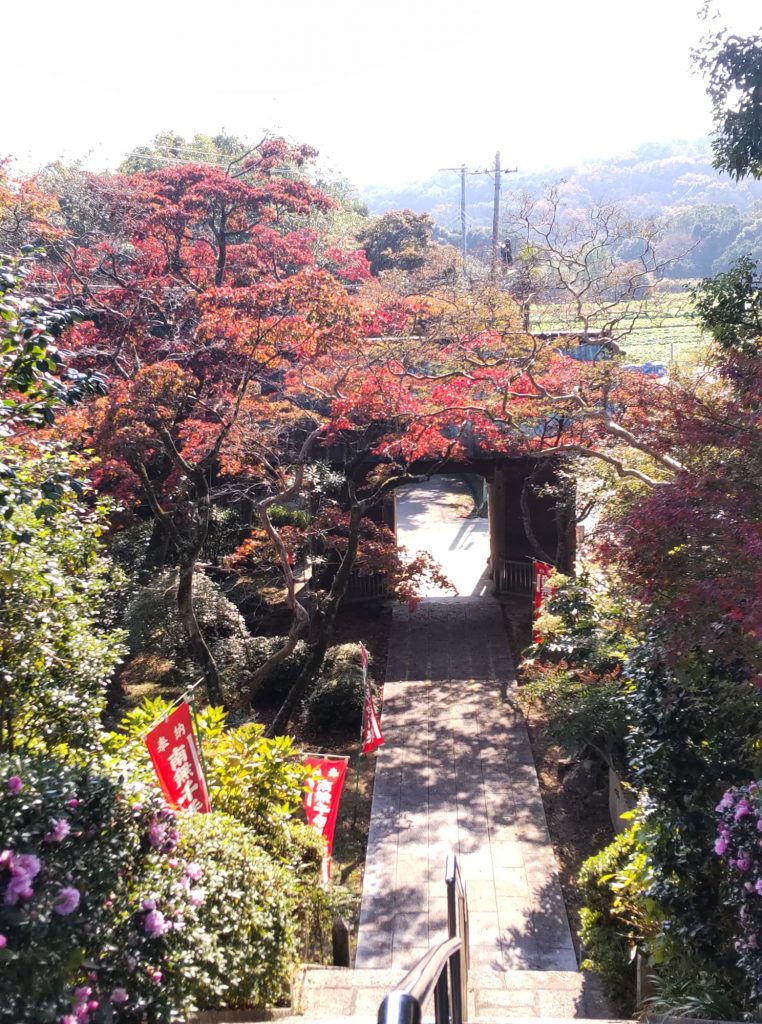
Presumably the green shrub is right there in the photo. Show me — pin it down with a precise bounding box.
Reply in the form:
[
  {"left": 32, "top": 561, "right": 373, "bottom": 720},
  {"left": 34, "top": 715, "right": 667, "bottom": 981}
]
[
  {"left": 177, "top": 813, "right": 299, "bottom": 1009},
  {"left": 306, "top": 643, "right": 369, "bottom": 734},
  {"left": 519, "top": 663, "right": 627, "bottom": 769},
  {"left": 0, "top": 451, "right": 125, "bottom": 755},
  {"left": 268, "top": 504, "right": 310, "bottom": 529},
  {"left": 0, "top": 754, "right": 189, "bottom": 1023},
  {"left": 578, "top": 828, "right": 640, "bottom": 1012},
  {"left": 122, "top": 570, "right": 262, "bottom": 700}
]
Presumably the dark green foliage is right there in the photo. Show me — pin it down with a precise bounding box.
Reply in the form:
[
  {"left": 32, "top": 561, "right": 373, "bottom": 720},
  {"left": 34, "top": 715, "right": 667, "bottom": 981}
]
[
  {"left": 526, "top": 571, "right": 633, "bottom": 677},
  {"left": 692, "top": 255, "right": 762, "bottom": 354},
  {"left": 626, "top": 640, "right": 762, "bottom": 965},
  {"left": 358, "top": 209, "right": 435, "bottom": 275},
  {"left": 306, "top": 643, "right": 368, "bottom": 733},
  {"left": 695, "top": 28, "right": 762, "bottom": 181},
  {"left": 521, "top": 665, "right": 627, "bottom": 767}
]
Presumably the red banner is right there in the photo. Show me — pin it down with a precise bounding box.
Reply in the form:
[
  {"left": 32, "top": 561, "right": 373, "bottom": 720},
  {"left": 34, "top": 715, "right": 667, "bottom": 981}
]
[
  {"left": 145, "top": 701, "right": 211, "bottom": 814},
  {"left": 533, "top": 561, "right": 555, "bottom": 643},
  {"left": 359, "top": 642, "right": 384, "bottom": 754},
  {"left": 303, "top": 755, "right": 348, "bottom": 881}
]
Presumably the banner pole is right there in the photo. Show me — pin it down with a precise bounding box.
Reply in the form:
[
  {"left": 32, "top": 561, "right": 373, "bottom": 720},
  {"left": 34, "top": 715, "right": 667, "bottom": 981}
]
[{"left": 187, "top": 691, "right": 212, "bottom": 812}]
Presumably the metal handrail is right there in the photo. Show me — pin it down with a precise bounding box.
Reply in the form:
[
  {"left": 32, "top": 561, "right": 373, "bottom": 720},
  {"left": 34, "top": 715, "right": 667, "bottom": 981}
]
[
  {"left": 377, "top": 855, "right": 469, "bottom": 1024},
  {"left": 445, "top": 854, "right": 469, "bottom": 1023},
  {"left": 378, "top": 938, "right": 462, "bottom": 1024}
]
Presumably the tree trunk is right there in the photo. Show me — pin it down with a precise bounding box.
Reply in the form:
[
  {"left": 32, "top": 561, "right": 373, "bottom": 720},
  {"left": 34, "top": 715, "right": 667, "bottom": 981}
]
[
  {"left": 520, "top": 476, "right": 554, "bottom": 565},
  {"left": 265, "top": 502, "right": 364, "bottom": 737},
  {"left": 177, "top": 554, "right": 224, "bottom": 707}
]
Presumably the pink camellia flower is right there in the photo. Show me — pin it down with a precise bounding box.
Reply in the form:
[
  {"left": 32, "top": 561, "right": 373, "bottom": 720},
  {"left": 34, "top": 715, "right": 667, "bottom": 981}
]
[
  {"left": 736, "top": 799, "right": 752, "bottom": 821},
  {"left": 87, "top": 1001, "right": 99, "bottom": 1012},
  {"left": 144, "top": 909, "right": 167, "bottom": 937},
  {"left": 147, "top": 820, "right": 165, "bottom": 848},
  {"left": 717, "top": 790, "right": 735, "bottom": 811},
  {"left": 715, "top": 835, "right": 729, "bottom": 855},
  {"left": 185, "top": 862, "right": 203, "bottom": 882},
  {"left": 4, "top": 874, "right": 33, "bottom": 905},
  {"left": 737, "top": 857, "right": 751, "bottom": 871},
  {"left": 13, "top": 854, "right": 41, "bottom": 879},
  {"left": 110, "top": 988, "right": 128, "bottom": 1004},
  {"left": 188, "top": 888, "right": 205, "bottom": 907},
  {"left": 53, "top": 886, "right": 81, "bottom": 916},
  {"left": 150, "top": 970, "right": 163, "bottom": 983},
  {"left": 59, "top": 1016, "right": 77, "bottom": 1024},
  {"left": 45, "top": 819, "right": 71, "bottom": 844},
  {"left": 0, "top": 934, "right": 6, "bottom": 948},
  {"left": 66, "top": 798, "right": 79, "bottom": 808},
  {"left": 755, "top": 878, "right": 762, "bottom": 896},
  {"left": 141, "top": 898, "right": 156, "bottom": 911},
  {"left": 7, "top": 776, "right": 22, "bottom": 794}
]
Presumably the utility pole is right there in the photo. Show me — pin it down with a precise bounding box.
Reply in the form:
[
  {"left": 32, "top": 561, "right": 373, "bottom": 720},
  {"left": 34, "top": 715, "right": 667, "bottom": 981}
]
[
  {"left": 473, "top": 152, "right": 517, "bottom": 275},
  {"left": 440, "top": 163, "right": 468, "bottom": 263}
]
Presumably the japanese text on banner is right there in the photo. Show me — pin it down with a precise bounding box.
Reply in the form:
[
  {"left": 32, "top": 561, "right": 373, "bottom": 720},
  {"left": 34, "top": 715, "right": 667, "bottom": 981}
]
[
  {"left": 145, "top": 701, "right": 211, "bottom": 813},
  {"left": 303, "top": 756, "right": 347, "bottom": 881}
]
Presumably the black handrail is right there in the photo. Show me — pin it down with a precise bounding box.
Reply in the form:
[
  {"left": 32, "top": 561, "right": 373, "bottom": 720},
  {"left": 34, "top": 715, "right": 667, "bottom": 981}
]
[
  {"left": 378, "top": 939, "right": 462, "bottom": 1024},
  {"left": 377, "top": 856, "right": 469, "bottom": 1024},
  {"left": 446, "top": 854, "right": 469, "bottom": 1023}
]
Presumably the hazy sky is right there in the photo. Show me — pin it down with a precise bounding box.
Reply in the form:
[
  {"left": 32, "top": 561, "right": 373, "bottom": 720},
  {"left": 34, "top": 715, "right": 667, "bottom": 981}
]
[{"left": 3, "top": 0, "right": 759, "bottom": 187}]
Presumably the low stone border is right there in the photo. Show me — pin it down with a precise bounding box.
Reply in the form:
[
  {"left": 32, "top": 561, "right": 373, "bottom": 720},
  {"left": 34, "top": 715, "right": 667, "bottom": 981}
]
[{"left": 187, "top": 1008, "right": 292, "bottom": 1023}]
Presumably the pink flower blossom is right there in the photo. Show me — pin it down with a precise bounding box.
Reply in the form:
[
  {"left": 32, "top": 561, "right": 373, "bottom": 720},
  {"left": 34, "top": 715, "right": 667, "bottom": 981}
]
[
  {"left": 150, "top": 970, "right": 163, "bottom": 983},
  {"left": 87, "top": 1001, "right": 99, "bottom": 1012},
  {"left": 13, "top": 854, "right": 40, "bottom": 878},
  {"left": 141, "top": 898, "right": 156, "bottom": 910},
  {"left": 737, "top": 857, "right": 751, "bottom": 871},
  {"left": 144, "top": 909, "right": 167, "bottom": 937},
  {"left": 45, "top": 819, "right": 71, "bottom": 843},
  {"left": 188, "top": 888, "right": 205, "bottom": 907},
  {"left": 53, "top": 886, "right": 81, "bottom": 916},
  {"left": 147, "top": 821, "right": 165, "bottom": 848},
  {"left": 4, "top": 868, "right": 34, "bottom": 905},
  {"left": 736, "top": 799, "right": 752, "bottom": 821},
  {"left": 110, "top": 988, "right": 128, "bottom": 1004},
  {"left": 66, "top": 798, "right": 79, "bottom": 808},
  {"left": 59, "top": 1016, "right": 77, "bottom": 1024},
  {"left": 714, "top": 835, "right": 729, "bottom": 855},
  {"left": 7, "top": 776, "right": 22, "bottom": 794},
  {"left": 185, "top": 862, "right": 203, "bottom": 881},
  {"left": 717, "top": 790, "right": 735, "bottom": 811},
  {"left": 0, "top": 934, "right": 6, "bottom": 948},
  {"left": 754, "top": 879, "right": 762, "bottom": 896}
]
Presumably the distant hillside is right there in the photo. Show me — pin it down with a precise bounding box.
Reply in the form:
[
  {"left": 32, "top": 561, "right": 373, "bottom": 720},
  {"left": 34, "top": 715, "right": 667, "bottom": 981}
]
[{"left": 360, "top": 140, "right": 762, "bottom": 278}]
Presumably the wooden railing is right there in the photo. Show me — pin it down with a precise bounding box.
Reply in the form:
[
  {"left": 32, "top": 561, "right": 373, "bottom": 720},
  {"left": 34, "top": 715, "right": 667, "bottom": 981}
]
[{"left": 495, "top": 558, "right": 534, "bottom": 596}]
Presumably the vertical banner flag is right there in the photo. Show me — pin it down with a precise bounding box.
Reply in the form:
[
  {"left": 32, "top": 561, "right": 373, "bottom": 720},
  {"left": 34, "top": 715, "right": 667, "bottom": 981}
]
[
  {"left": 145, "top": 701, "right": 211, "bottom": 813},
  {"left": 533, "top": 561, "right": 555, "bottom": 643},
  {"left": 303, "top": 755, "right": 348, "bottom": 882},
  {"left": 359, "top": 642, "right": 384, "bottom": 754}
]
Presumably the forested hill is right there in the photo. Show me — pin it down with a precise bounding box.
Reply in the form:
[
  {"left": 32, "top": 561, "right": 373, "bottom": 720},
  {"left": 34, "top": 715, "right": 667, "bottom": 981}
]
[{"left": 360, "top": 140, "right": 762, "bottom": 278}]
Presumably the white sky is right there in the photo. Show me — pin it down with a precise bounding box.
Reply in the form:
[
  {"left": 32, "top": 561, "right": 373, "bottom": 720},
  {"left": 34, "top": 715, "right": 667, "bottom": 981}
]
[{"left": 3, "top": 0, "right": 759, "bottom": 188}]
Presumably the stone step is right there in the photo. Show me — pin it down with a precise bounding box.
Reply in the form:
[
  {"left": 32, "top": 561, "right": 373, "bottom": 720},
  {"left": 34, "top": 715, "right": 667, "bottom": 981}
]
[{"left": 290, "top": 966, "right": 613, "bottom": 1020}]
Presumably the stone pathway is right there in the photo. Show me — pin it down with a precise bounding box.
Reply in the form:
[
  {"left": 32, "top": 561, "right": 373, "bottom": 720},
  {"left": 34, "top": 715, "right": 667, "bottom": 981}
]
[{"left": 355, "top": 597, "right": 577, "bottom": 982}]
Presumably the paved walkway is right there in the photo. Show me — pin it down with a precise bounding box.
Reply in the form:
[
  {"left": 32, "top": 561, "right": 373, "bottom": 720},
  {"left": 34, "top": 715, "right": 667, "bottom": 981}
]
[
  {"left": 355, "top": 598, "right": 577, "bottom": 979},
  {"left": 395, "top": 476, "right": 490, "bottom": 597}
]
